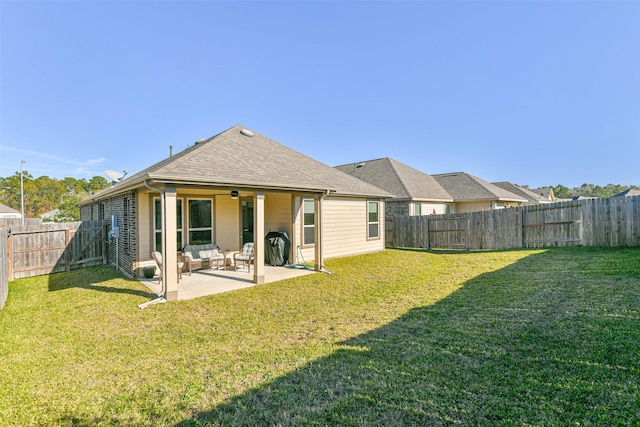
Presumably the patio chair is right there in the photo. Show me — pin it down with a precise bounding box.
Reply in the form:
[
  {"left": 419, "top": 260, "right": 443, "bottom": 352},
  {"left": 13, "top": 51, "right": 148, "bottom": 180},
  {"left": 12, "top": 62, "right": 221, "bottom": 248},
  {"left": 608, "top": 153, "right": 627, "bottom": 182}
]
[
  {"left": 152, "top": 251, "right": 183, "bottom": 284},
  {"left": 234, "top": 242, "right": 254, "bottom": 272}
]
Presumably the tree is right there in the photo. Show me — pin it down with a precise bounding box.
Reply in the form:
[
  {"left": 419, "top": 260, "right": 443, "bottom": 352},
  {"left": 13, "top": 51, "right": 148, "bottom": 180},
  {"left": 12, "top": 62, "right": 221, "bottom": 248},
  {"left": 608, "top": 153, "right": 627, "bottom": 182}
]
[
  {"left": 553, "top": 184, "right": 572, "bottom": 199},
  {"left": 0, "top": 172, "right": 110, "bottom": 220}
]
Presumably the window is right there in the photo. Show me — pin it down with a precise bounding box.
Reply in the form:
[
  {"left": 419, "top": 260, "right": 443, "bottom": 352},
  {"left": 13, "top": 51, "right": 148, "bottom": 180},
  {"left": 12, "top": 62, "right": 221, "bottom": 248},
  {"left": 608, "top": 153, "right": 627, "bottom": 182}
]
[
  {"left": 188, "top": 199, "right": 212, "bottom": 244},
  {"left": 302, "top": 198, "right": 315, "bottom": 245},
  {"left": 98, "top": 203, "right": 105, "bottom": 221},
  {"left": 368, "top": 201, "right": 380, "bottom": 239},
  {"left": 154, "top": 198, "right": 183, "bottom": 252},
  {"left": 414, "top": 202, "right": 421, "bottom": 216}
]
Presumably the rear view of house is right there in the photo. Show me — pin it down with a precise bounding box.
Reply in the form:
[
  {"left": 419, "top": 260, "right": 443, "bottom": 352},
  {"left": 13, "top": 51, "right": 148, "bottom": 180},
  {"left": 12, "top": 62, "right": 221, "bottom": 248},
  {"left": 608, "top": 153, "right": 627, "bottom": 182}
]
[{"left": 80, "top": 125, "right": 390, "bottom": 301}]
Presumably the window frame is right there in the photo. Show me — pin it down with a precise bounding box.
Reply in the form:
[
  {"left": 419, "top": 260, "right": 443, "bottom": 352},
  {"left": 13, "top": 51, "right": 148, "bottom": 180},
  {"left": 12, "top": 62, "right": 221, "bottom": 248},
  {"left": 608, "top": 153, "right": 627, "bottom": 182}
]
[
  {"left": 154, "top": 197, "right": 184, "bottom": 252},
  {"left": 367, "top": 200, "right": 380, "bottom": 240},
  {"left": 187, "top": 198, "right": 213, "bottom": 245},
  {"left": 301, "top": 197, "right": 315, "bottom": 247}
]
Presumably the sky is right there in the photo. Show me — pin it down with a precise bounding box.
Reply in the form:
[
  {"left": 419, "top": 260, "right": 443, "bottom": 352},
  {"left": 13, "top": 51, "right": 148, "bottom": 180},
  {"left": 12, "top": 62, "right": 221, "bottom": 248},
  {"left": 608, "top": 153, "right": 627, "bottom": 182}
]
[{"left": 1, "top": 1, "right": 638, "bottom": 189}]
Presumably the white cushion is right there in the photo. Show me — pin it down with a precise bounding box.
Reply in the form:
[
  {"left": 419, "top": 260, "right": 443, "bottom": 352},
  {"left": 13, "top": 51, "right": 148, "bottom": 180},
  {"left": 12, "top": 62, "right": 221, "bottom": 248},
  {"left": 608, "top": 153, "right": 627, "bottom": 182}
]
[{"left": 199, "top": 250, "right": 214, "bottom": 259}]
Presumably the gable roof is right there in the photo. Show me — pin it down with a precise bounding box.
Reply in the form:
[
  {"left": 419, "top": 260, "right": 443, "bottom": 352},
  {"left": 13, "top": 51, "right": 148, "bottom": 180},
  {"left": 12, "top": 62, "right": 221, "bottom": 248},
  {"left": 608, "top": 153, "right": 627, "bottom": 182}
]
[
  {"left": 432, "top": 172, "right": 527, "bottom": 203},
  {"left": 492, "top": 182, "right": 551, "bottom": 204},
  {"left": 83, "top": 125, "right": 390, "bottom": 204},
  {"left": 334, "top": 158, "right": 453, "bottom": 202},
  {"left": 0, "top": 202, "right": 20, "bottom": 214},
  {"left": 610, "top": 188, "right": 640, "bottom": 198},
  {"left": 531, "top": 187, "right": 555, "bottom": 201}
]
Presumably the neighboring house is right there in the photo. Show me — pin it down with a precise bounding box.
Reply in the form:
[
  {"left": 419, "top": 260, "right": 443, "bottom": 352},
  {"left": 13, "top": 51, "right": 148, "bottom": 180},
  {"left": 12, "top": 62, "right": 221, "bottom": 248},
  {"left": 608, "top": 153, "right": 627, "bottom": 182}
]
[
  {"left": 41, "top": 209, "right": 61, "bottom": 221},
  {"left": 432, "top": 172, "right": 527, "bottom": 212},
  {"left": 610, "top": 189, "right": 640, "bottom": 198},
  {"left": 79, "top": 125, "right": 390, "bottom": 301},
  {"left": 334, "top": 158, "right": 454, "bottom": 217},
  {"left": 530, "top": 187, "right": 556, "bottom": 202},
  {"left": 492, "top": 182, "right": 552, "bottom": 205},
  {"left": 0, "top": 202, "right": 21, "bottom": 219}
]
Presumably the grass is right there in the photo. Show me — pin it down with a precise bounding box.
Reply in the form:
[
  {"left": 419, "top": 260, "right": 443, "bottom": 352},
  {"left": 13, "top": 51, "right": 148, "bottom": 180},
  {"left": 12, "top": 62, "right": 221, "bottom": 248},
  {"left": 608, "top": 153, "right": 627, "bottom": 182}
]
[{"left": 1, "top": 247, "right": 639, "bottom": 426}]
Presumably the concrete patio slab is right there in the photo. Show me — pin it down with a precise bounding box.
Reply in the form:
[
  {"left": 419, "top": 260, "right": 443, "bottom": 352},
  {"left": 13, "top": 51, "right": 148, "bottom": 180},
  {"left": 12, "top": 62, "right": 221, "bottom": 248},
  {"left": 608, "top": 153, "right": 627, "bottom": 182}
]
[{"left": 139, "top": 264, "right": 316, "bottom": 300}]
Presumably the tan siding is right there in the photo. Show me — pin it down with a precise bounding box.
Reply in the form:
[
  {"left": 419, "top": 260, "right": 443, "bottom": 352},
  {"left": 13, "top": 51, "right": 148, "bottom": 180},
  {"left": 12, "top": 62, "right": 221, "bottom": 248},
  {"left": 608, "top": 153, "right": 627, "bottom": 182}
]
[
  {"left": 136, "top": 192, "right": 153, "bottom": 263},
  {"left": 266, "top": 193, "right": 292, "bottom": 235},
  {"left": 215, "top": 195, "right": 241, "bottom": 251},
  {"left": 452, "top": 201, "right": 492, "bottom": 213},
  {"left": 419, "top": 202, "right": 449, "bottom": 215},
  {"left": 322, "top": 197, "right": 385, "bottom": 259}
]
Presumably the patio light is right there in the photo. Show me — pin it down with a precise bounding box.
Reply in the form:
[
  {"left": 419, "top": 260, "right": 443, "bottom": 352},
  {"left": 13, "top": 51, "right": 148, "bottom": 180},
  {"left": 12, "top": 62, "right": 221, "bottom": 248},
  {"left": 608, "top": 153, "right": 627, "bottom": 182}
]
[{"left": 230, "top": 190, "right": 239, "bottom": 199}]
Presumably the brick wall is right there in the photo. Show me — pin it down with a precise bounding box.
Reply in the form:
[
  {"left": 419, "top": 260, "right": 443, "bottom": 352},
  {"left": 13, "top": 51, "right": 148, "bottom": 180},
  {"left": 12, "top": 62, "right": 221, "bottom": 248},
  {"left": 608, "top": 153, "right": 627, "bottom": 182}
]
[
  {"left": 80, "top": 192, "right": 137, "bottom": 276},
  {"left": 385, "top": 200, "right": 409, "bottom": 217}
]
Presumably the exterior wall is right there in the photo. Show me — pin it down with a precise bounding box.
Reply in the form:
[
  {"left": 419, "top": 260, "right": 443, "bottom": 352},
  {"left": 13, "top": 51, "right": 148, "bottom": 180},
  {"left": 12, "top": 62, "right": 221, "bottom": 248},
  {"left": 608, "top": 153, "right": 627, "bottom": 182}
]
[
  {"left": 135, "top": 192, "right": 154, "bottom": 274},
  {"left": 293, "top": 196, "right": 386, "bottom": 263},
  {"left": 322, "top": 197, "right": 385, "bottom": 260},
  {"left": 450, "top": 201, "right": 523, "bottom": 213},
  {"left": 215, "top": 195, "right": 240, "bottom": 252},
  {"left": 450, "top": 201, "right": 493, "bottom": 213},
  {"left": 385, "top": 200, "right": 409, "bottom": 217},
  {"left": 81, "top": 191, "right": 137, "bottom": 277},
  {"left": 266, "top": 192, "right": 292, "bottom": 236},
  {"left": 411, "top": 202, "right": 450, "bottom": 216},
  {"left": 0, "top": 213, "right": 22, "bottom": 219}
]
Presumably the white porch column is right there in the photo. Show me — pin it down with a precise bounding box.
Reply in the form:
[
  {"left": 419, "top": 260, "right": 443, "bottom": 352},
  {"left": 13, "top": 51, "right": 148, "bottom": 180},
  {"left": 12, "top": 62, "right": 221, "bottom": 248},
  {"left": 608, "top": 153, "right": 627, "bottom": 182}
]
[
  {"left": 253, "top": 191, "right": 265, "bottom": 284},
  {"left": 164, "top": 187, "right": 179, "bottom": 301},
  {"left": 314, "top": 193, "right": 324, "bottom": 271}
]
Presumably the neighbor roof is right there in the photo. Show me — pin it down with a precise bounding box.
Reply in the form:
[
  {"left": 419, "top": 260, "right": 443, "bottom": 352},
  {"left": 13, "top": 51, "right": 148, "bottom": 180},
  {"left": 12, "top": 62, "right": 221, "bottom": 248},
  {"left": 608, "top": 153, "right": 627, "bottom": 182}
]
[
  {"left": 432, "top": 172, "right": 527, "bottom": 202},
  {"left": 492, "top": 182, "right": 550, "bottom": 204},
  {"left": 610, "top": 189, "right": 640, "bottom": 198},
  {"left": 0, "top": 202, "right": 20, "bottom": 214},
  {"left": 82, "top": 125, "right": 390, "bottom": 204},
  {"left": 334, "top": 158, "right": 453, "bottom": 202}
]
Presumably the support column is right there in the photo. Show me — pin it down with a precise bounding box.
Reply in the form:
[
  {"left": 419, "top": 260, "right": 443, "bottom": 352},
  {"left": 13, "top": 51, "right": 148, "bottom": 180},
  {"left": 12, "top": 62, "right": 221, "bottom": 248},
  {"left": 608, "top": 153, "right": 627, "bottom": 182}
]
[
  {"left": 164, "top": 187, "right": 179, "bottom": 301},
  {"left": 253, "top": 191, "right": 265, "bottom": 284},
  {"left": 314, "top": 193, "right": 324, "bottom": 271}
]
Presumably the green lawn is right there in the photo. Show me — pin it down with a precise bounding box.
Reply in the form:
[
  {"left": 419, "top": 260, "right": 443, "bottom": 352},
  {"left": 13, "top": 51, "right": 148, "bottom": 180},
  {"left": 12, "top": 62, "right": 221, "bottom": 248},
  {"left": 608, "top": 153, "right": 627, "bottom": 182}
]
[{"left": 1, "top": 247, "right": 639, "bottom": 426}]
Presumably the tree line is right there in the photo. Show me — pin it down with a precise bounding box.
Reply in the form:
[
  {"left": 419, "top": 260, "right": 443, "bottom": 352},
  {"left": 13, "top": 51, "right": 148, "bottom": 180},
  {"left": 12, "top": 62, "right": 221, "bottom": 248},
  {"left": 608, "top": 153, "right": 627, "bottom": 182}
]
[
  {"left": 0, "top": 171, "right": 637, "bottom": 222},
  {"left": 551, "top": 183, "right": 638, "bottom": 199},
  {"left": 0, "top": 171, "right": 110, "bottom": 222}
]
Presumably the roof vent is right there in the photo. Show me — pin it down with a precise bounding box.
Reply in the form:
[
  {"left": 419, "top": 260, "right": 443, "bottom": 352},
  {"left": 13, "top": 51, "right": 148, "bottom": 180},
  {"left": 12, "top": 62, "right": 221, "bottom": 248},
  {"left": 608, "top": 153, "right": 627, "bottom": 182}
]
[
  {"left": 240, "top": 128, "right": 254, "bottom": 137},
  {"left": 195, "top": 138, "right": 206, "bottom": 144}
]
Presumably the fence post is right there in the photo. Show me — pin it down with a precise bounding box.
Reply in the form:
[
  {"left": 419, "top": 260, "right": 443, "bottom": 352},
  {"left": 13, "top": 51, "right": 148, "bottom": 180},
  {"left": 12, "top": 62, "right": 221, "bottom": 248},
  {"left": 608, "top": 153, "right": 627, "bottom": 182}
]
[
  {"left": 7, "top": 231, "right": 13, "bottom": 281},
  {"left": 65, "top": 228, "right": 71, "bottom": 272}
]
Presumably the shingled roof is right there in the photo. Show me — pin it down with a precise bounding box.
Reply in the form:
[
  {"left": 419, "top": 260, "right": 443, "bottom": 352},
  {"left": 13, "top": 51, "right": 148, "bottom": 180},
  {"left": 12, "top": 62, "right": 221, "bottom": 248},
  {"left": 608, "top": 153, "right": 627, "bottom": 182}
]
[
  {"left": 610, "top": 188, "right": 640, "bottom": 198},
  {"left": 492, "top": 182, "right": 550, "bottom": 204},
  {"left": 432, "top": 172, "right": 527, "bottom": 203},
  {"left": 83, "top": 125, "right": 390, "bottom": 204},
  {"left": 0, "top": 202, "right": 20, "bottom": 215},
  {"left": 334, "top": 158, "right": 453, "bottom": 202}
]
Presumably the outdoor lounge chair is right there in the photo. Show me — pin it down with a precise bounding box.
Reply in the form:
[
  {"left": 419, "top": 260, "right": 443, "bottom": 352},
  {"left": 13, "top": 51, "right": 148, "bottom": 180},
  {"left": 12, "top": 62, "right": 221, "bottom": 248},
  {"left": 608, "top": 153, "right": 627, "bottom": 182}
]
[
  {"left": 152, "top": 251, "right": 183, "bottom": 284},
  {"left": 182, "top": 243, "right": 226, "bottom": 274},
  {"left": 234, "top": 242, "right": 254, "bottom": 272}
]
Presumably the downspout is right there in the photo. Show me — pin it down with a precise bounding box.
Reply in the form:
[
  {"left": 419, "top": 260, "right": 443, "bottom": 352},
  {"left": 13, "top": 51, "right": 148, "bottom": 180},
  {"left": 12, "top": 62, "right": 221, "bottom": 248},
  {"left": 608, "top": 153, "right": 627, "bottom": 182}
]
[{"left": 139, "top": 179, "right": 167, "bottom": 309}]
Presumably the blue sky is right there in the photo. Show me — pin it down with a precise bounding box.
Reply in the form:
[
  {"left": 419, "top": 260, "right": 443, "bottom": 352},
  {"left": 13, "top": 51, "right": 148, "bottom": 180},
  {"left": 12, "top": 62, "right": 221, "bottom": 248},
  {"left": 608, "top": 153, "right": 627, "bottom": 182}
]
[{"left": 1, "top": 1, "right": 638, "bottom": 189}]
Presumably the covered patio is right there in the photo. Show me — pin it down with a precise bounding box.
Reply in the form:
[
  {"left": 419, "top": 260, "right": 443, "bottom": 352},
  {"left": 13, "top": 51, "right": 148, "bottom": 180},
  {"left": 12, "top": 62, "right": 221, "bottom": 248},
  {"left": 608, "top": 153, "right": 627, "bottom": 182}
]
[{"left": 140, "top": 264, "right": 316, "bottom": 301}]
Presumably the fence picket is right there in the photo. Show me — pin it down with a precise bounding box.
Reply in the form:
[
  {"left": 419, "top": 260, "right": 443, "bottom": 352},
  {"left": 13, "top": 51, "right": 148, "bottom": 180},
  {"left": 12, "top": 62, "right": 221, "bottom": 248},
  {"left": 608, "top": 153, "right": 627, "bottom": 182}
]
[{"left": 387, "top": 196, "right": 640, "bottom": 250}]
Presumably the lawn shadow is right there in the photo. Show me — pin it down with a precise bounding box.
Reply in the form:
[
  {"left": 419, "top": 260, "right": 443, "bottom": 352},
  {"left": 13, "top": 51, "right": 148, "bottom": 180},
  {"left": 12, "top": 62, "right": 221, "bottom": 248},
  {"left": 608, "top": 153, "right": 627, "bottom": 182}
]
[
  {"left": 177, "top": 248, "right": 640, "bottom": 426},
  {"left": 47, "top": 265, "right": 157, "bottom": 299}
]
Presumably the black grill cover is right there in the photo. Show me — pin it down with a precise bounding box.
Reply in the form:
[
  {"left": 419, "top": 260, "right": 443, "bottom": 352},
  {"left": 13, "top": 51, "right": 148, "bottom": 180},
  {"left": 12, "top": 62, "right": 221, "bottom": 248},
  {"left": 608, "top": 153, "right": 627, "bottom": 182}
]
[{"left": 265, "top": 231, "right": 291, "bottom": 266}]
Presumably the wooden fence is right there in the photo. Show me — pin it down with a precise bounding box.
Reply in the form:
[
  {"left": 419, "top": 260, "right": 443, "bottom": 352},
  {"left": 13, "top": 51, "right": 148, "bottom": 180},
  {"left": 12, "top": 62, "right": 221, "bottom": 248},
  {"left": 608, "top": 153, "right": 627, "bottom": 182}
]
[
  {"left": 386, "top": 197, "right": 640, "bottom": 250},
  {"left": 1, "top": 220, "right": 109, "bottom": 281},
  {"left": 0, "top": 228, "right": 9, "bottom": 309}
]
